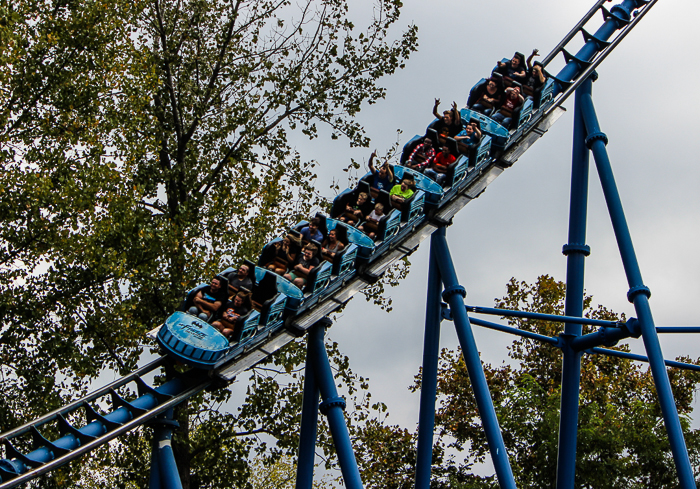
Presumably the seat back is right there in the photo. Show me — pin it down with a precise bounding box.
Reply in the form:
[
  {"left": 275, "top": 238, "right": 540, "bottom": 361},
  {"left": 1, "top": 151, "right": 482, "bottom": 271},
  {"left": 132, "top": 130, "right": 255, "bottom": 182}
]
[
  {"left": 231, "top": 310, "right": 260, "bottom": 344},
  {"left": 466, "top": 78, "right": 487, "bottom": 108},
  {"left": 331, "top": 188, "right": 357, "bottom": 219},
  {"left": 447, "top": 156, "right": 469, "bottom": 187},
  {"left": 303, "top": 260, "right": 333, "bottom": 295},
  {"left": 491, "top": 71, "right": 504, "bottom": 88},
  {"left": 258, "top": 239, "right": 280, "bottom": 267},
  {"left": 252, "top": 270, "right": 278, "bottom": 306},
  {"left": 445, "top": 137, "right": 459, "bottom": 157},
  {"left": 400, "top": 135, "right": 423, "bottom": 164},
  {"left": 375, "top": 208, "right": 401, "bottom": 242},
  {"left": 375, "top": 189, "right": 392, "bottom": 212},
  {"left": 537, "top": 78, "right": 555, "bottom": 108},
  {"left": 289, "top": 228, "right": 303, "bottom": 241},
  {"left": 332, "top": 224, "right": 349, "bottom": 247},
  {"left": 243, "top": 260, "right": 257, "bottom": 281},
  {"left": 475, "top": 135, "right": 492, "bottom": 168},
  {"left": 354, "top": 177, "right": 373, "bottom": 201},
  {"left": 313, "top": 213, "right": 328, "bottom": 240},
  {"left": 426, "top": 127, "right": 440, "bottom": 149},
  {"left": 516, "top": 98, "right": 533, "bottom": 129},
  {"left": 332, "top": 243, "right": 358, "bottom": 277},
  {"left": 308, "top": 238, "right": 323, "bottom": 261},
  {"left": 401, "top": 190, "right": 426, "bottom": 223},
  {"left": 259, "top": 294, "right": 286, "bottom": 327},
  {"left": 215, "top": 274, "right": 228, "bottom": 291}
]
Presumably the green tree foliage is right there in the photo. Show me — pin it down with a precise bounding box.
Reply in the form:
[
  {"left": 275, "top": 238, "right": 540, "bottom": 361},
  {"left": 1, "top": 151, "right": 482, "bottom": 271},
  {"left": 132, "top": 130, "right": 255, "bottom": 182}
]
[
  {"left": 248, "top": 455, "right": 338, "bottom": 488},
  {"left": 426, "top": 275, "right": 700, "bottom": 488},
  {"left": 0, "top": 0, "right": 417, "bottom": 486}
]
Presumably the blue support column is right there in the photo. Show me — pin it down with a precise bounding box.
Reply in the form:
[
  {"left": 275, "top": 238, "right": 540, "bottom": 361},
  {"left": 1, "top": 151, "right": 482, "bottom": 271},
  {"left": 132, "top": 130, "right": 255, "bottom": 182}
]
[
  {"left": 414, "top": 232, "right": 444, "bottom": 489},
  {"left": 432, "top": 228, "right": 517, "bottom": 489},
  {"left": 579, "top": 94, "right": 696, "bottom": 489},
  {"left": 555, "top": 76, "right": 592, "bottom": 489},
  {"left": 307, "top": 320, "right": 364, "bottom": 489},
  {"left": 148, "top": 435, "right": 162, "bottom": 489},
  {"left": 149, "top": 409, "right": 183, "bottom": 489},
  {"left": 296, "top": 330, "right": 321, "bottom": 489}
]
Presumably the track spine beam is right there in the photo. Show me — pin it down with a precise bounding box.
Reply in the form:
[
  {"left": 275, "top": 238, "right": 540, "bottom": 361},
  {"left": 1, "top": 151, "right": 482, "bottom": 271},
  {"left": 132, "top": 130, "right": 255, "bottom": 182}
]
[
  {"left": 0, "top": 356, "right": 166, "bottom": 442},
  {"left": 541, "top": 0, "right": 657, "bottom": 118},
  {"left": 542, "top": 0, "right": 610, "bottom": 66},
  {"left": 0, "top": 372, "right": 209, "bottom": 489}
]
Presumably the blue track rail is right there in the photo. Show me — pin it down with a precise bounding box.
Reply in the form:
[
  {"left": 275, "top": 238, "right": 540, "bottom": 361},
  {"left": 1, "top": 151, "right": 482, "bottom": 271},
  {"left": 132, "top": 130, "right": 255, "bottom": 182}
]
[{"left": 0, "top": 0, "right": 662, "bottom": 486}]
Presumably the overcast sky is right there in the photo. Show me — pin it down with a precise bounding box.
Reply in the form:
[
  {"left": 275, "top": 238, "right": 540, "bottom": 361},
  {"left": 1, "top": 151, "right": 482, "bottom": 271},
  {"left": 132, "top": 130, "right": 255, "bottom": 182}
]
[{"left": 223, "top": 0, "right": 700, "bottom": 476}]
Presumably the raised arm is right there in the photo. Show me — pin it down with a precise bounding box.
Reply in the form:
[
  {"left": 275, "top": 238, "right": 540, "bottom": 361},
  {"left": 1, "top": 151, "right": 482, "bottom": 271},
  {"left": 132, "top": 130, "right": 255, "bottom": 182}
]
[
  {"left": 368, "top": 150, "right": 377, "bottom": 172},
  {"left": 451, "top": 101, "right": 461, "bottom": 128},
  {"left": 534, "top": 65, "right": 546, "bottom": 83},
  {"left": 527, "top": 48, "right": 539, "bottom": 70},
  {"left": 433, "top": 98, "right": 441, "bottom": 119}
]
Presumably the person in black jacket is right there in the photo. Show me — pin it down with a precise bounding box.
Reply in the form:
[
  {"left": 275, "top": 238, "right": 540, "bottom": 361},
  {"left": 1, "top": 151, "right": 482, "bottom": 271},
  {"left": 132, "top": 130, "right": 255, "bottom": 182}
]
[
  {"left": 494, "top": 52, "right": 527, "bottom": 84},
  {"left": 188, "top": 276, "right": 228, "bottom": 321},
  {"left": 468, "top": 78, "right": 503, "bottom": 116}
]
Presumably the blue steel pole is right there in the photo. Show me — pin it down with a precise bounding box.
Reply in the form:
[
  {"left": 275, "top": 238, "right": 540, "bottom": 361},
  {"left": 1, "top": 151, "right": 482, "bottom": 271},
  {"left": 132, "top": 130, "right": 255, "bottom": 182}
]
[
  {"left": 296, "top": 329, "right": 321, "bottom": 489},
  {"left": 307, "top": 321, "right": 364, "bottom": 489},
  {"left": 148, "top": 435, "right": 162, "bottom": 489},
  {"left": 579, "top": 94, "right": 696, "bottom": 488},
  {"left": 556, "top": 76, "right": 592, "bottom": 489},
  {"left": 432, "top": 228, "right": 517, "bottom": 489},
  {"left": 414, "top": 231, "right": 444, "bottom": 489},
  {"left": 151, "top": 409, "right": 183, "bottom": 489}
]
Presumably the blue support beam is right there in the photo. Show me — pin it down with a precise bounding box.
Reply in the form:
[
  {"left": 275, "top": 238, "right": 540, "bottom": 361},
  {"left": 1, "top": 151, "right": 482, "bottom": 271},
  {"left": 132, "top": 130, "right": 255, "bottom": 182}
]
[
  {"left": 468, "top": 316, "right": 561, "bottom": 346},
  {"left": 468, "top": 314, "right": 700, "bottom": 373},
  {"left": 579, "top": 92, "right": 696, "bottom": 489},
  {"left": 296, "top": 332, "right": 321, "bottom": 489},
  {"left": 656, "top": 327, "right": 700, "bottom": 333},
  {"left": 414, "top": 232, "right": 443, "bottom": 489},
  {"left": 556, "top": 76, "right": 593, "bottom": 489},
  {"left": 307, "top": 321, "right": 364, "bottom": 489},
  {"left": 589, "top": 347, "right": 700, "bottom": 373},
  {"left": 148, "top": 409, "right": 182, "bottom": 489},
  {"left": 148, "top": 435, "right": 162, "bottom": 489},
  {"left": 432, "top": 228, "right": 517, "bottom": 489},
  {"left": 466, "top": 305, "right": 619, "bottom": 328},
  {"left": 570, "top": 318, "right": 641, "bottom": 351}
]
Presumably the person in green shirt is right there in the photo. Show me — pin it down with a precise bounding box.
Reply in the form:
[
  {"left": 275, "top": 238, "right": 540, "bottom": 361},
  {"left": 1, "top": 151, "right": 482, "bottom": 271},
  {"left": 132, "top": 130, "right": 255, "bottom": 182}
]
[{"left": 389, "top": 176, "right": 415, "bottom": 205}]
